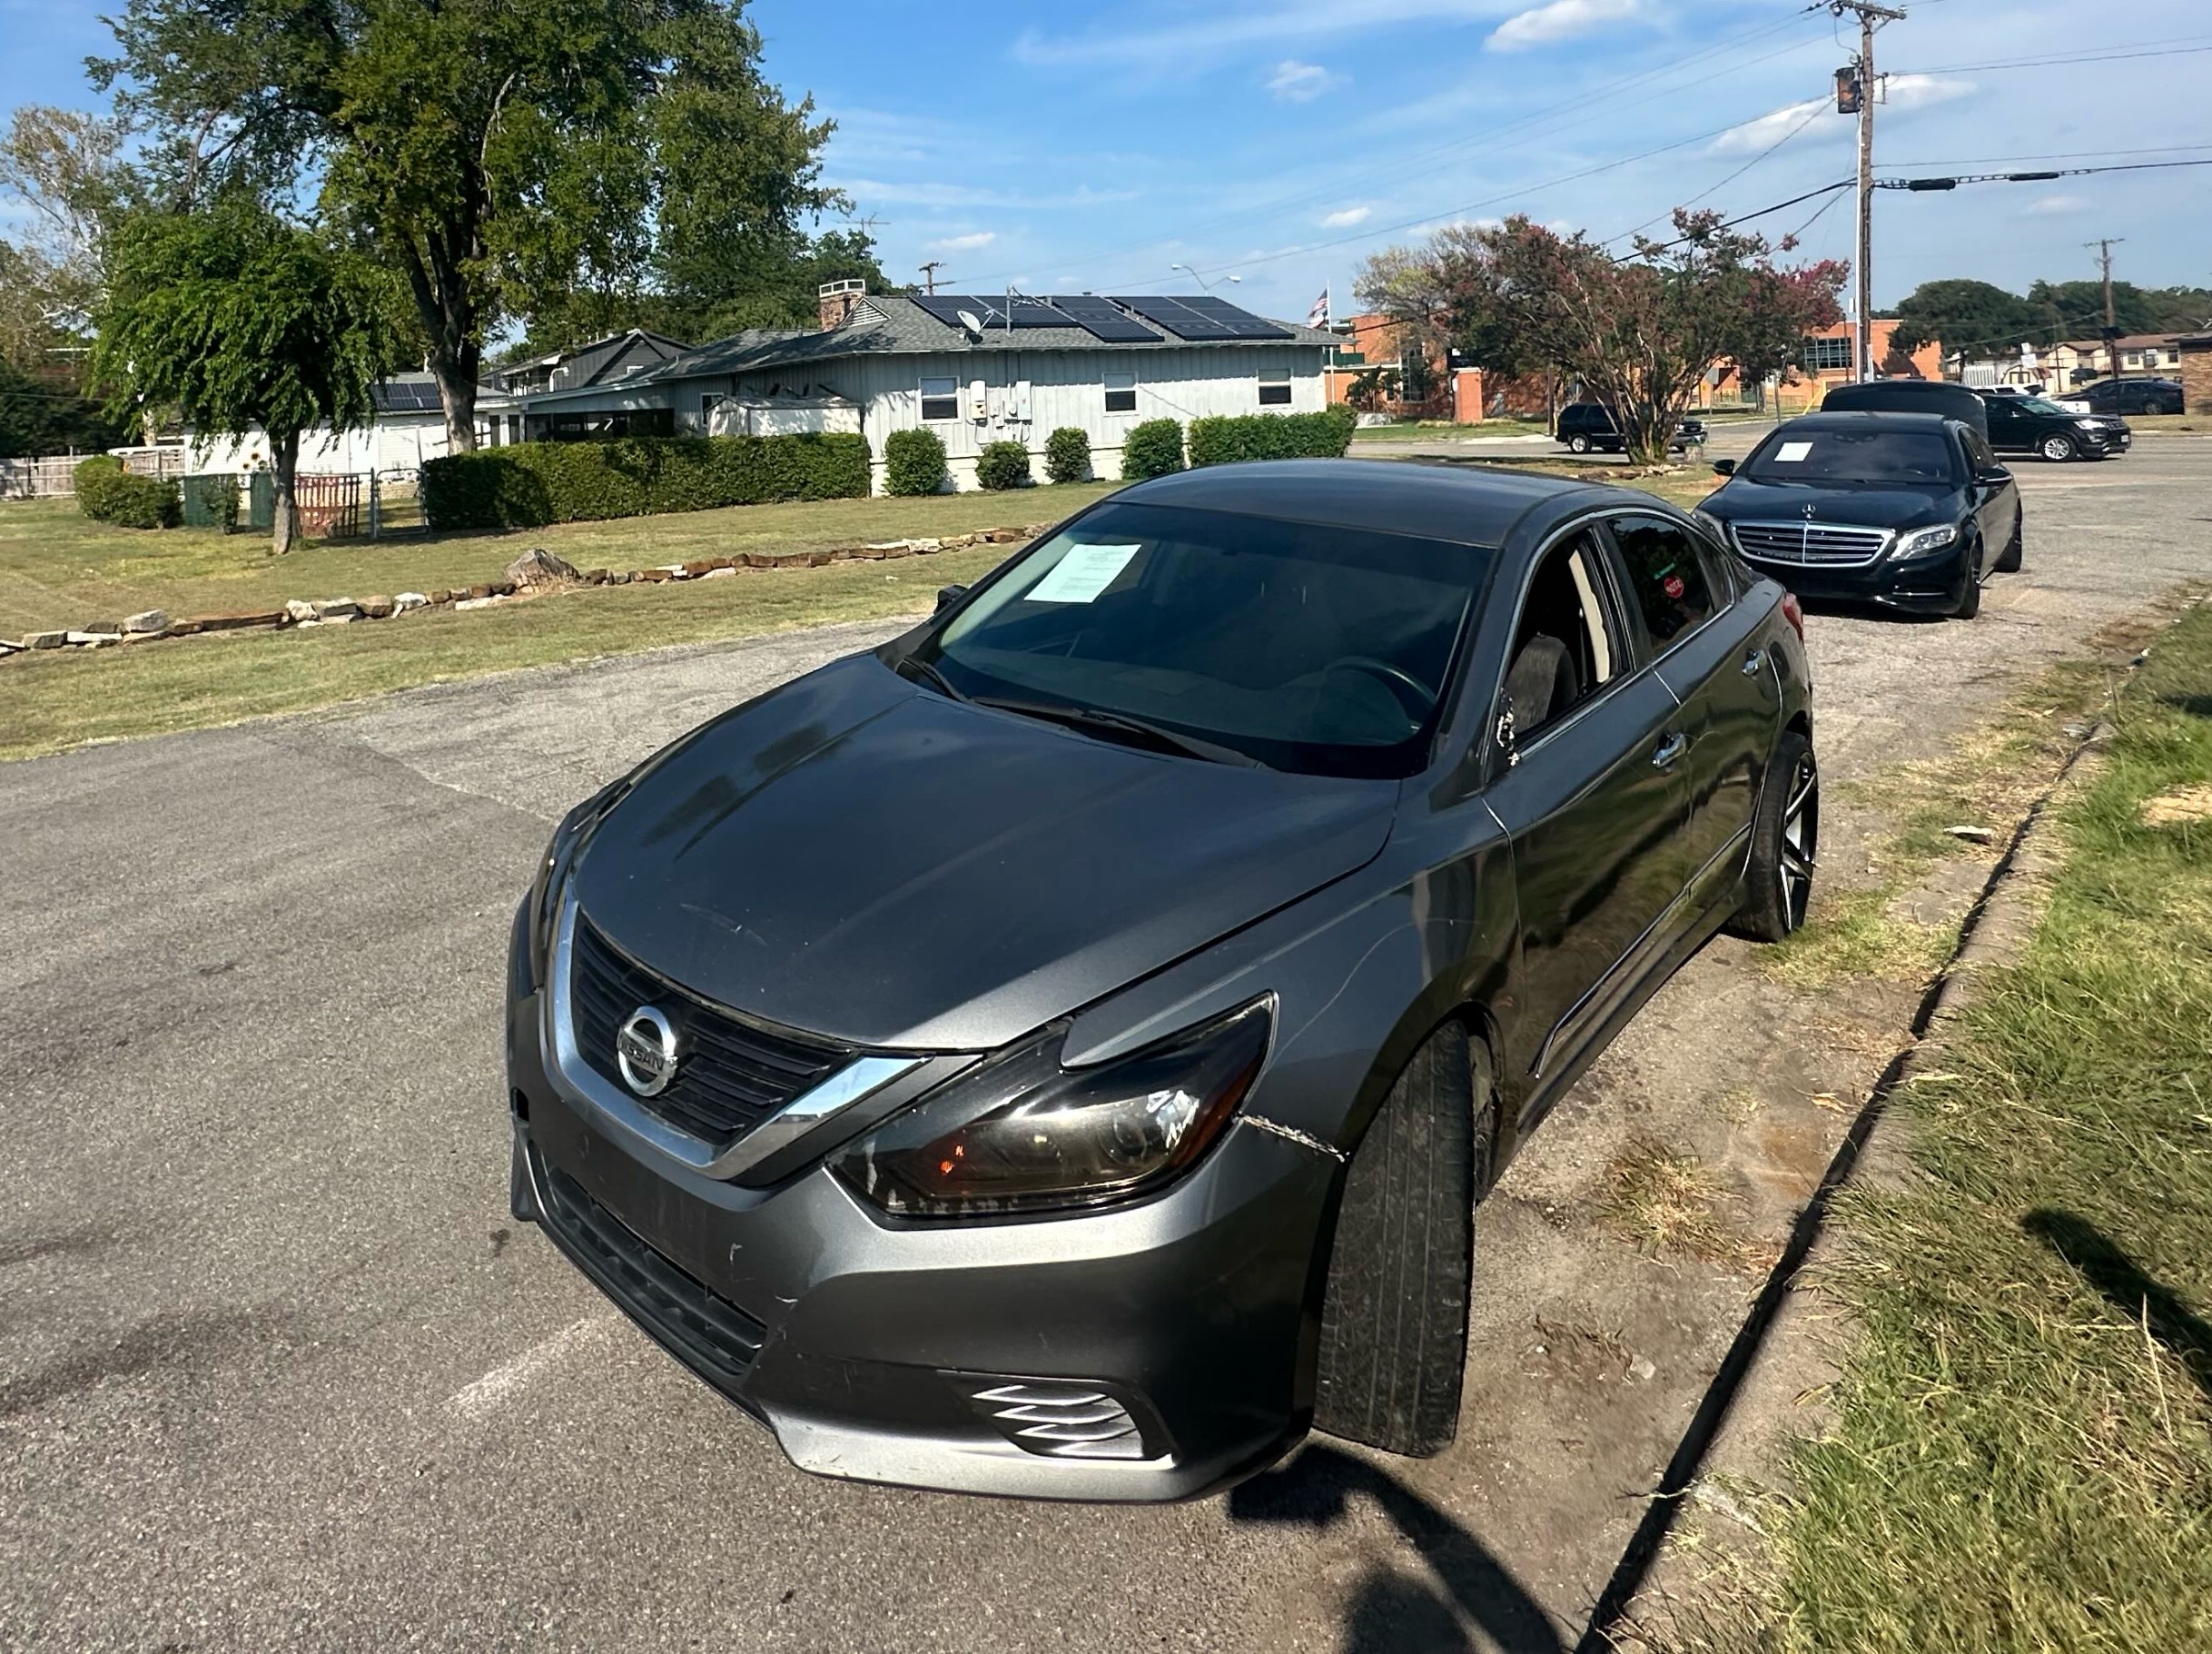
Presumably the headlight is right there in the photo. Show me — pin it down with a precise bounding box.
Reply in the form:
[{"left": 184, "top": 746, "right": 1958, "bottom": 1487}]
[
  {"left": 833, "top": 998, "right": 1272, "bottom": 1220},
  {"left": 2075, "top": 418, "right": 2103, "bottom": 430},
  {"left": 1894, "top": 523, "right": 1959, "bottom": 559}
]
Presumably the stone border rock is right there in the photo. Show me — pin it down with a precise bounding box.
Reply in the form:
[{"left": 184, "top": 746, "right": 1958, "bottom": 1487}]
[{"left": 0, "top": 522, "right": 1052, "bottom": 660}]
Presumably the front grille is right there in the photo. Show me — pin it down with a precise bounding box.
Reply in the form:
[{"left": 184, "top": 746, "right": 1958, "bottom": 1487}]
[
  {"left": 569, "top": 914, "right": 852, "bottom": 1148},
  {"left": 1731, "top": 520, "right": 1891, "bottom": 568},
  {"left": 536, "top": 1151, "right": 765, "bottom": 1386}
]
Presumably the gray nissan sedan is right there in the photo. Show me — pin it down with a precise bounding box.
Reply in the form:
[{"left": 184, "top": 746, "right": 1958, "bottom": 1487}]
[{"left": 505, "top": 459, "right": 1816, "bottom": 1500}]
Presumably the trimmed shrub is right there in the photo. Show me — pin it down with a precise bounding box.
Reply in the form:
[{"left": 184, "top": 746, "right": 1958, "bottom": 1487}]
[
  {"left": 182, "top": 472, "right": 242, "bottom": 532},
  {"left": 420, "top": 431, "right": 871, "bottom": 530},
  {"left": 74, "top": 455, "right": 181, "bottom": 529},
  {"left": 884, "top": 428, "right": 948, "bottom": 497},
  {"left": 975, "top": 440, "right": 1031, "bottom": 490},
  {"left": 1043, "top": 426, "right": 1091, "bottom": 484},
  {"left": 1186, "top": 407, "right": 1358, "bottom": 469},
  {"left": 1121, "top": 418, "right": 1184, "bottom": 481}
]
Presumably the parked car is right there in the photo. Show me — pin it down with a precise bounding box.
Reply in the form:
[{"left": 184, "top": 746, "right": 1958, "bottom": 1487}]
[
  {"left": 505, "top": 460, "right": 1817, "bottom": 1500},
  {"left": 1556, "top": 401, "right": 1705, "bottom": 453},
  {"left": 1700, "top": 411, "right": 2020, "bottom": 619},
  {"left": 2054, "top": 377, "right": 2185, "bottom": 417},
  {"left": 1978, "top": 389, "right": 2128, "bottom": 461},
  {"left": 1820, "top": 377, "right": 1990, "bottom": 440}
]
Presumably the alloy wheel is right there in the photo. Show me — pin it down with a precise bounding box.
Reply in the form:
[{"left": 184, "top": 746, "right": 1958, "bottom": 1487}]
[
  {"left": 2041, "top": 434, "right": 2075, "bottom": 461},
  {"left": 1778, "top": 748, "right": 1819, "bottom": 932}
]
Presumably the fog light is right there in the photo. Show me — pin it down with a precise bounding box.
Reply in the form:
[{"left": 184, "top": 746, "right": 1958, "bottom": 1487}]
[{"left": 963, "top": 1379, "right": 1155, "bottom": 1460}]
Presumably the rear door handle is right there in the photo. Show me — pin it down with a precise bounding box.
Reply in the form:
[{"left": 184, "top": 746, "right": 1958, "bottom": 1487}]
[
  {"left": 1653, "top": 731, "right": 1688, "bottom": 768},
  {"left": 1741, "top": 648, "right": 1765, "bottom": 676}
]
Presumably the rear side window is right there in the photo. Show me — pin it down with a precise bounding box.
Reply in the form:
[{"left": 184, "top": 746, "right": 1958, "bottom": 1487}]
[{"left": 1607, "top": 515, "right": 1715, "bottom": 649}]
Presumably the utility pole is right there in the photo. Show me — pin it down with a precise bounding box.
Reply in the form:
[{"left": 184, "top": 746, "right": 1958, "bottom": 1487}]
[
  {"left": 1833, "top": 1, "right": 1905, "bottom": 382},
  {"left": 918, "top": 260, "right": 943, "bottom": 295},
  {"left": 2088, "top": 237, "right": 2126, "bottom": 379}
]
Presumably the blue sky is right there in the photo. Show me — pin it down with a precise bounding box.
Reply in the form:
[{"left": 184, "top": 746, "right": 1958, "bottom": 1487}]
[{"left": 8, "top": 0, "right": 2210, "bottom": 329}]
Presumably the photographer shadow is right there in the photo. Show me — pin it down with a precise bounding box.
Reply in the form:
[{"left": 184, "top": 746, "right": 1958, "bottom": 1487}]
[{"left": 2023, "top": 1208, "right": 2212, "bottom": 1401}]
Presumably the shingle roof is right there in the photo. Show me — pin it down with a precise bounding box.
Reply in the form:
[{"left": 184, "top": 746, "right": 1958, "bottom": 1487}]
[{"left": 646, "top": 294, "right": 1338, "bottom": 384}]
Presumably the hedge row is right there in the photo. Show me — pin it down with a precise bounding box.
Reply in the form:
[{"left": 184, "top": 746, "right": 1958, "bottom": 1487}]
[
  {"left": 420, "top": 432, "right": 870, "bottom": 530},
  {"left": 74, "top": 455, "right": 181, "bottom": 530},
  {"left": 1186, "top": 407, "right": 1358, "bottom": 468}
]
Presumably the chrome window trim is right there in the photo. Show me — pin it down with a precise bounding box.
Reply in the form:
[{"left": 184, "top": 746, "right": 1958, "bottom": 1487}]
[{"left": 543, "top": 893, "right": 924, "bottom": 1180}]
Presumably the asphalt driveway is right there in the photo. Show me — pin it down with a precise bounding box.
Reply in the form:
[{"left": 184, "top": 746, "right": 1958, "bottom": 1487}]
[{"left": 4, "top": 439, "right": 2209, "bottom": 1652}]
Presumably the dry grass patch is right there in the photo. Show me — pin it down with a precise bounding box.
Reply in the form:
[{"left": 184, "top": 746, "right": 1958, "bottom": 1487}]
[
  {"left": 1599, "top": 1138, "right": 1766, "bottom": 1273},
  {"left": 1756, "top": 886, "right": 1952, "bottom": 989}
]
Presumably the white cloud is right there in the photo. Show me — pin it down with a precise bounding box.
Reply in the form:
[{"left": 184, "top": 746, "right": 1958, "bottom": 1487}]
[
  {"left": 2026, "top": 194, "right": 2091, "bottom": 215},
  {"left": 1486, "top": 0, "right": 1642, "bottom": 52},
  {"left": 1707, "top": 75, "right": 1972, "bottom": 155},
  {"left": 1267, "top": 60, "right": 1341, "bottom": 101},
  {"left": 1882, "top": 74, "right": 1975, "bottom": 111},
  {"left": 1319, "top": 205, "right": 1373, "bottom": 228},
  {"left": 928, "top": 231, "right": 998, "bottom": 253},
  {"left": 1706, "top": 97, "right": 1831, "bottom": 155}
]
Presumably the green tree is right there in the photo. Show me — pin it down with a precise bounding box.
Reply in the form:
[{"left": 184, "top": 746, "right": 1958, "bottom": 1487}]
[
  {"left": 2028, "top": 278, "right": 2160, "bottom": 342},
  {"left": 2143, "top": 286, "right": 2212, "bottom": 335},
  {"left": 1891, "top": 277, "right": 2043, "bottom": 368},
  {"left": 94, "top": 204, "right": 392, "bottom": 552},
  {"left": 0, "top": 356, "right": 127, "bottom": 459},
  {"left": 95, "top": 0, "right": 843, "bottom": 451}
]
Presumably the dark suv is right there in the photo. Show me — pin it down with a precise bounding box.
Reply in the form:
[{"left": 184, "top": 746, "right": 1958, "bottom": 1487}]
[
  {"left": 1977, "top": 390, "right": 2128, "bottom": 461},
  {"left": 2059, "top": 378, "right": 2184, "bottom": 418},
  {"left": 1556, "top": 402, "right": 1704, "bottom": 454}
]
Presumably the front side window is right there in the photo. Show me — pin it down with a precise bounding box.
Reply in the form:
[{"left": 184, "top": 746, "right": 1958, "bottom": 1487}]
[
  {"left": 1607, "top": 515, "right": 1715, "bottom": 649},
  {"left": 1499, "top": 533, "right": 1622, "bottom": 745},
  {"left": 1103, "top": 370, "right": 1137, "bottom": 414},
  {"left": 917, "top": 500, "right": 1492, "bottom": 778},
  {"left": 920, "top": 376, "right": 959, "bottom": 421},
  {"left": 1259, "top": 370, "right": 1293, "bottom": 407}
]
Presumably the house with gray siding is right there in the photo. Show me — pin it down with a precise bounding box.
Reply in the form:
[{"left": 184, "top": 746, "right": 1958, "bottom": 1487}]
[{"left": 492, "top": 283, "right": 1337, "bottom": 492}]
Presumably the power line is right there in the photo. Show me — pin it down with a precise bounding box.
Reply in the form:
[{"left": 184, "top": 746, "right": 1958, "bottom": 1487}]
[
  {"left": 1602, "top": 100, "right": 1830, "bottom": 250},
  {"left": 1901, "top": 35, "right": 2212, "bottom": 74}
]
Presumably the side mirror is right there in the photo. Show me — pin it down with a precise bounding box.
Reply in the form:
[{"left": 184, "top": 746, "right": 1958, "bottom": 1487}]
[
  {"left": 1711, "top": 457, "right": 1736, "bottom": 477},
  {"left": 934, "top": 583, "right": 969, "bottom": 614},
  {"left": 1975, "top": 466, "right": 2012, "bottom": 487}
]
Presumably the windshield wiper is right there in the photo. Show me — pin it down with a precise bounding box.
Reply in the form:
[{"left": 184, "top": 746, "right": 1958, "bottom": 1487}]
[
  {"left": 896, "top": 654, "right": 965, "bottom": 702},
  {"left": 972, "top": 697, "right": 1264, "bottom": 768}
]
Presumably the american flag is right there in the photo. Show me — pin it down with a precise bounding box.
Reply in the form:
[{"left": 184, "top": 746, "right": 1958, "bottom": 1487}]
[{"left": 1307, "top": 288, "right": 1330, "bottom": 329}]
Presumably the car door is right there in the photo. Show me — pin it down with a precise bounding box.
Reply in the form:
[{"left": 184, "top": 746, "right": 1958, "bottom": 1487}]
[
  {"left": 1960, "top": 423, "right": 2018, "bottom": 562},
  {"left": 1480, "top": 525, "right": 1693, "bottom": 1096},
  {"left": 1981, "top": 395, "right": 2029, "bottom": 453},
  {"left": 1601, "top": 511, "right": 1774, "bottom": 921}
]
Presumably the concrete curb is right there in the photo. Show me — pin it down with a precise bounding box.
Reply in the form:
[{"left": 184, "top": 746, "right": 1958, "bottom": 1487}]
[{"left": 0, "top": 522, "right": 1048, "bottom": 660}]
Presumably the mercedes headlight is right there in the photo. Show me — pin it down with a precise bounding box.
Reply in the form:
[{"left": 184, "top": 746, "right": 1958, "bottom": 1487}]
[
  {"left": 1894, "top": 523, "right": 1960, "bottom": 559},
  {"left": 833, "top": 999, "right": 1272, "bottom": 1220}
]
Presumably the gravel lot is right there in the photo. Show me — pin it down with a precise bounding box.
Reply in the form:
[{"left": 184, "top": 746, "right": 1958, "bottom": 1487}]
[{"left": 4, "top": 438, "right": 2209, "bottom": 1653}]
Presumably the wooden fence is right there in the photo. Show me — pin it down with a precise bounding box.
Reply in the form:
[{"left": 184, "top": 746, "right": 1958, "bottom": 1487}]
[{"left": 0, "top": 456, "right": 84, "bottom": 500}]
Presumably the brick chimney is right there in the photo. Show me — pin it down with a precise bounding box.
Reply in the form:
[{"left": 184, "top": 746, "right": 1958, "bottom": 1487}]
[{"left": 817, "top": 279, "right": 866, "bottom": 332}]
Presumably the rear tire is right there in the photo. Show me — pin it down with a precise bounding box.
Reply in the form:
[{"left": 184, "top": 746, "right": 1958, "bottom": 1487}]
[
  {"left": 1727, "top": 729, "right": 1818, "bottom": 943},
  {"left": 1312, "top": 1027, "right": 1494, "bottom": 1457},
  {"left": 1996, "top": 517, "right": 2023, "bottom": 572}
]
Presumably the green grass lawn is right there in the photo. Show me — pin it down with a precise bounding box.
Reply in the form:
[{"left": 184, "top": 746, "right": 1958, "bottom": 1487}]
[
  {"left": 0, "top": 540, "right": 1018, "bottom": 760},
  {"left": 0, "top": 483, "right": 1115, "bottom": 638},
  {"left": 1349, "top": 419, "right": 1551, "bottom": 441},
  {"left": 1737, "top": 600, "right": 2212, "bottom": 1651}
]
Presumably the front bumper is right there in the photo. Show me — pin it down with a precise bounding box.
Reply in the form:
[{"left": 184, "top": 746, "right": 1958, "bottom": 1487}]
[
  {"left": 506, "top": 969, "right": 1338, "bottom": 1501},
  {"left": 1735, "top": 540, "right": 1975, "bottom": 615}
]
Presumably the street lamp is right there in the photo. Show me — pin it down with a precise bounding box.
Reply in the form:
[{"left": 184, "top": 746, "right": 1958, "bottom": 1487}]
[{"left": 1170, "top": 263, "right": 1240, "bottom": 293}]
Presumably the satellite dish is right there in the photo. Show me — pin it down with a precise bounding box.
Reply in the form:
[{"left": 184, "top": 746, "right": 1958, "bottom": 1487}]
[{"left": 956, "top": 309, "right": 985, "bottom": 336}]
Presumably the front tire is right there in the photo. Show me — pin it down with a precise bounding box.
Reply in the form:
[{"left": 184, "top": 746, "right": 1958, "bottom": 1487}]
[
  {"left": 1953, "top": 550, "right": 1983, "bottom": 619},
  {"left": 1728, "top": 729, "right": 1818, "bottom": 943},
  {"left": 2040, "top": 432, "right": 2077, "bottom": 462},
  {"left": 1312, "top": 1027, "right": 1494, "bottom": 1457},
  {"left": 1996, "top": 517, "right": 2023, "bottom": 572},
  {"left": 1567, "top": 433, "right": 1591, "bottom": 453}
]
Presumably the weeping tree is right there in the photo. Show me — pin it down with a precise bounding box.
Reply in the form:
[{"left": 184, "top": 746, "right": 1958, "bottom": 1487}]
[
  {"left": 94, "top": 204, "right": 390, "bottom": 552},
  {"left": 94, "top": 0, "right": 847, "bottom": 451}
]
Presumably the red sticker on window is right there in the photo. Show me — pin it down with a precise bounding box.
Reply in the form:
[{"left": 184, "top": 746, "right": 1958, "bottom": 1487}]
[{"left": 1663, "top": 574, "right": 1686, "bottom": 599}]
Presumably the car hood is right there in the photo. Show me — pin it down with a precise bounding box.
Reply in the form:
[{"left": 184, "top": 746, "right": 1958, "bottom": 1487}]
[
  {"left": 1704, "top": 479, "right": 1960, "bottom": 530},
  {"left": 569, "top": 654, "right": 1398, "bottom": 1052}
]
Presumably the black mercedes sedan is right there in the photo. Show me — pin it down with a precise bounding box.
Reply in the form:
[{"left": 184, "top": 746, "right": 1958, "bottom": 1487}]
[
  {"left": 504, "top": 461, "right": 1816, "bottom": 1501},
  {"left": 1699, "top": 411, "right": 2022, "bottom": 619}
]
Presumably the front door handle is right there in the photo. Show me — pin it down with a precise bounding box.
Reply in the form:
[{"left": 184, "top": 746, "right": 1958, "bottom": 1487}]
[
  {"left": 1741, "top": 647, "right": 1765, "bottom": 676},
  {"left": 1653, "top": 731, "right": 1689, "bottom": 769}
]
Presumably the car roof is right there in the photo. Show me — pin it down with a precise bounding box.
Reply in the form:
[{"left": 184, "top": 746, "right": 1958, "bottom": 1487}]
[
  {"left": 1111, "top": 458, "right": 1634, "bottom": 549},
  {"left": 1771, "top": 410, "right": 1958, "bottom": 433}
]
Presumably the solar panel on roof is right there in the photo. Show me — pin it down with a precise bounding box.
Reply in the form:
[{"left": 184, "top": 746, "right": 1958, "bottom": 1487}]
[
  {"left": 1178, "top": 294, "right": 1294, "bottom": 339},
  {"left": 914, "top": 293, "right": 1071, "bottom": 332},
  {"left": 1110, "top": 296, "right": 1242, "bottom": 342},
  {"left": 1043, "top": 294, "right": 1161, "bottom": 342}
]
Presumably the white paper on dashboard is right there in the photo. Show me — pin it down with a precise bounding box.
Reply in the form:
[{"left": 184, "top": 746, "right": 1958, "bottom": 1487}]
[
  {"left": 1027, "top": 544, "right": 1139, "bottom": 603},
  {"left": 1773, "top": 441, "right": 1813, "bottom": 462}
]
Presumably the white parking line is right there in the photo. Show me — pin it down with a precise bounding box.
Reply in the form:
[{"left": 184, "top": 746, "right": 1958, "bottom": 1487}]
[{"left": 444, "top": 1315, "right": 617, "bottom": 1420}]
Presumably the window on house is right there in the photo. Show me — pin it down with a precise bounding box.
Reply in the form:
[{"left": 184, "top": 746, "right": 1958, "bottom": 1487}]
[
  {"left": 1259, "top": 370, "right": 1293, "bottom": 406},
  {"left": 1103, "top": 370, "right": 1137, "bottom": 414},
  {"left": 920, "top": 376, "right": 959, "bottom": 421},
  {"left": 1802, "top": 336, "right": 1853, "bottom": 373},
  {"left": 700, "top": 392, "right": 727, "bottom": 429}
]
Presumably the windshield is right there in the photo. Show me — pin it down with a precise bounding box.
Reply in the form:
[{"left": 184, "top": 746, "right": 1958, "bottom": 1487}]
[
  {"left": 1742, "top": 427, "right": 1959, "bottom": 486},
  {"left": 915, "top": 500, "right": 1490, "bottom": 778}
]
